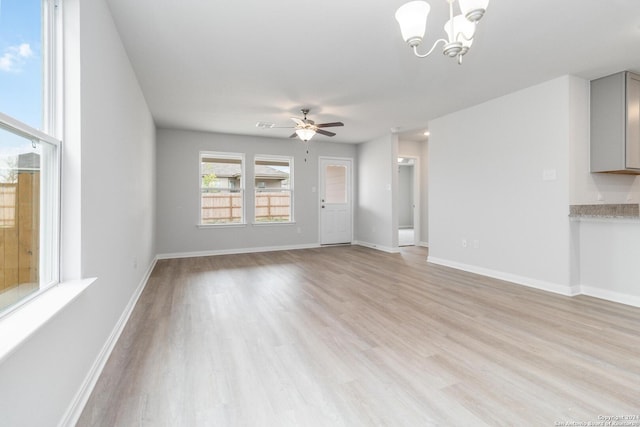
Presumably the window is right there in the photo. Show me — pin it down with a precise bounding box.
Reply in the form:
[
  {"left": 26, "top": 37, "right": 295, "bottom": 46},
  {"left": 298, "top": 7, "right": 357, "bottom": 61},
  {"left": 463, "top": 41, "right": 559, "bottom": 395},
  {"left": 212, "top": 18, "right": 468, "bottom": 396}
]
[
  {"left": 254, "top": 156, "right": 293, "bottom": 223},
  {"left": 200, "top": 152, "right": 244, "bottom": 225},
  {"left": 0, "top": 0, "right": 60, "bottom": 315},
  {"left": 324, "top": 164, "right": 347, "bottom": 203}
]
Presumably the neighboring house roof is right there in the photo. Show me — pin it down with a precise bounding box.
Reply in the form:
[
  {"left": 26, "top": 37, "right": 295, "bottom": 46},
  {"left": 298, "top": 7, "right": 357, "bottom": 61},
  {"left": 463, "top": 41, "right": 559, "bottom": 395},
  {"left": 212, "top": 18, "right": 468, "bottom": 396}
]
[
  {"left": 202, "top": 163, "right": 288, "bottom": 180},
  {"left": 255, "top": 165, "right": 288, "bottom": 180},
  {"left": 202, "top": 163, "right": 241, "bottom": 178}
]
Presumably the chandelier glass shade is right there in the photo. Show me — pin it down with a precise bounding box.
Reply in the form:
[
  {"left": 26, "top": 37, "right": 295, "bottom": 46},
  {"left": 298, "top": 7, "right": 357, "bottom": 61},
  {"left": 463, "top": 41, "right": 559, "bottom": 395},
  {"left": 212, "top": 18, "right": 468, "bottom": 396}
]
[
  {"left": 395, "top": 0, "right": 488, "bottom": 64},
  {"left": 395, "top": 1, "right": 431, "bottom": 48}
]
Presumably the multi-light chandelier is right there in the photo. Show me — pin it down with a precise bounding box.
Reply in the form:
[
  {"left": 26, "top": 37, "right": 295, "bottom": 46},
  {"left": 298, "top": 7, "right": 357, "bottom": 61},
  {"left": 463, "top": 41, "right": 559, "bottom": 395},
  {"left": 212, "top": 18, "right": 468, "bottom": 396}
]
[{"left": 395, "top": 0, "right": 489, "bottom": 64}]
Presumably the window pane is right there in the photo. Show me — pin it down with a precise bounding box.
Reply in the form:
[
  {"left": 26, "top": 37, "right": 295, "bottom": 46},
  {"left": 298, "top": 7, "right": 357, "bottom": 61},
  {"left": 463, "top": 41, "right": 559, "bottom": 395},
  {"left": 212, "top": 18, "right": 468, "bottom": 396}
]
[
  {"left": 0, "top": 127, "right": 41, "bottom": 311},
  {"left": 255, "top": 190, "right": 291, "bottom": 223},
  {"left": 324, "top": 165, "right": 346, "bottom": 203},
  {"left": 0, "top": 0, "right": 43, "bottom": 130},
  {"left": 255, "top": 159, "right": 290, "bottom": 189},
  {"left": 255, "top": 157, "right": 292, "bottom": 223},
  {"left": 201, "top": 189, "right": 243, "bottom": 224},
  {"left": 200, "top": 154, "right": 244, "bottom": 224},
  {"left": 202, "top": 157, "right": 242, "bottom": 189}
]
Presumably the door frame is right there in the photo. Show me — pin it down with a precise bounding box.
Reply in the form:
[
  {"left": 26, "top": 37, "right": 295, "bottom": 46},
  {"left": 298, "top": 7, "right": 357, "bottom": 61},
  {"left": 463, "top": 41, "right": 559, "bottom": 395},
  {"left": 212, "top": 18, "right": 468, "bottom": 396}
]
[{"left": 318, "top": 156, "right": 354, "bottom": 245}]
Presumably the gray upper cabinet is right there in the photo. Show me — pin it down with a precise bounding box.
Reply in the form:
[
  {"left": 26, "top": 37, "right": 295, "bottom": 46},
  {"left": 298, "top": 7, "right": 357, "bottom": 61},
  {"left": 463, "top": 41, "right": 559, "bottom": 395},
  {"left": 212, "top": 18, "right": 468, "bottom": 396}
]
[{"left": 590, "top": 71, "right": 640, "bottom": 174}]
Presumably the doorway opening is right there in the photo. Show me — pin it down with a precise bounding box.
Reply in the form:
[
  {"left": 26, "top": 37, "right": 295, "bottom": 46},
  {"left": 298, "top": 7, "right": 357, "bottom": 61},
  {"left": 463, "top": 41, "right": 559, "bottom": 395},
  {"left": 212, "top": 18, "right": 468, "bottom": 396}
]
[{"left": 398, "top": 157, "right": 416, "bottom": 246}]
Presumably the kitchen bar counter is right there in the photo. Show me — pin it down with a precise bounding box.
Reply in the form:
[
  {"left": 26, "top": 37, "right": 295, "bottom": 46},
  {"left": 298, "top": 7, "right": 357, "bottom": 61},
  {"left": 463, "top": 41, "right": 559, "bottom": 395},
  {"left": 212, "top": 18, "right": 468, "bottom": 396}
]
[
  {"left": 569, "top": 205, "right": 640, "bottom": 307},
  {"left": 569, "top": 203, "right": 640, "bottom": 219}
]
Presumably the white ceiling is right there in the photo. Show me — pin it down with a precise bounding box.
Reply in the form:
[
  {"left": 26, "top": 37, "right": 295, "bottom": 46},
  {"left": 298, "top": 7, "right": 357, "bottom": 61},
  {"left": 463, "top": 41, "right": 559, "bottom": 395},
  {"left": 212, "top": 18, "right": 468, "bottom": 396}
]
[{"left": 104, "top": 0, "right": 640, "bottom": 144}]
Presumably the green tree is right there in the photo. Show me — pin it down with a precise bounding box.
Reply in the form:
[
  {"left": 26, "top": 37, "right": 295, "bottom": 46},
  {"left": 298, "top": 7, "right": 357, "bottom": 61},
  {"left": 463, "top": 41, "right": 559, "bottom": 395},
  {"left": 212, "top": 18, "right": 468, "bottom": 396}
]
[
  {"left": 202, "top": 172, "right": 217, "bottom": 187},
  {"left": 1, "top": 157, "right": 18, "bottom": 183}
]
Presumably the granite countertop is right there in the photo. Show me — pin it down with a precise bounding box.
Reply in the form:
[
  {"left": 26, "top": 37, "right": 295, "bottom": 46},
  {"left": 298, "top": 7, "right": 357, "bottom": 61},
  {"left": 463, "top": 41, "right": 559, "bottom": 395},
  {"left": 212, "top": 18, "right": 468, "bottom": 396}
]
[{"left": 569, "top": 203, "right": 640, "bottom": 219}]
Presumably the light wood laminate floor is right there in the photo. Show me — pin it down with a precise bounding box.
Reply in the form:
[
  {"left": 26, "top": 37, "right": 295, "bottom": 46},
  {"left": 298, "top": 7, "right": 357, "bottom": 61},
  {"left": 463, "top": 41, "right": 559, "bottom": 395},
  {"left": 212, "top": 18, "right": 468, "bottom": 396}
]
[{"left": 78, "top": 246, "right": 640, "bottom": 426}]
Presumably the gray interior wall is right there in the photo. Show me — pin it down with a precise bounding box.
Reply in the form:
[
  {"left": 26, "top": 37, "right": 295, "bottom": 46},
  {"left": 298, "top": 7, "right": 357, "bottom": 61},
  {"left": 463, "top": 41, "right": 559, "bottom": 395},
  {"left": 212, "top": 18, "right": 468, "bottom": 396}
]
[
  {"left": 429, "top": 76, "right": 572, "bottom": 291},
  {"left": 156, "top": 128, "right": 357, "bottom": 255},
  {"left": 356, "top": 134, "right": 395, "bottom": 250}
]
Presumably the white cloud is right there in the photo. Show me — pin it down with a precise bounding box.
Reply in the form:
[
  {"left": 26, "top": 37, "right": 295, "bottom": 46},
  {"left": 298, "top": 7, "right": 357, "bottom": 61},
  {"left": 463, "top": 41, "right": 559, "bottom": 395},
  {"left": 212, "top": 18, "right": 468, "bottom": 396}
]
[
  {"left": 18, "top": 43, "right": 33, "bottom": 58},
  {"left": 0, "top": 43, "right": 34, "bottom": 73}
]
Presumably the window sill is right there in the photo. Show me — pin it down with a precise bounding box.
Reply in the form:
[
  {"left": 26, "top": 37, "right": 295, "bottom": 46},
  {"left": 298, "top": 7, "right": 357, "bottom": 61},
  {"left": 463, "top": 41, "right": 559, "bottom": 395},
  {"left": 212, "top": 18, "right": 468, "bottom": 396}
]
[
  {"left": 0, "top": 278, "right": 96, "bottom": 364},
  {"left": 197, "top": 223, "right": 247, "bottom": 229},
  {"left": 252, "top": 221, "right": 297, "bottom": 226}
]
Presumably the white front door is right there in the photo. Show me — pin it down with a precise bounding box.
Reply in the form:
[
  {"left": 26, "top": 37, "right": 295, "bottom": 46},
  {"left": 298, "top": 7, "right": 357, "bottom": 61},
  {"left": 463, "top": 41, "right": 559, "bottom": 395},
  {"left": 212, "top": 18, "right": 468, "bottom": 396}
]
[{"left": 319, "top": 158, "right": 352, "bottom": 245}]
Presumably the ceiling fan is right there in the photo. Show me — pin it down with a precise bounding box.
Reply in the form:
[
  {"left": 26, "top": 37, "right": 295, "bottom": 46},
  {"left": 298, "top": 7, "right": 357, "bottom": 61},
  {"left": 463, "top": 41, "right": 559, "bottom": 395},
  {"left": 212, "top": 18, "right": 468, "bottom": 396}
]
[{"left": 257, "top": 109, "right": 344, "bottom": 142}]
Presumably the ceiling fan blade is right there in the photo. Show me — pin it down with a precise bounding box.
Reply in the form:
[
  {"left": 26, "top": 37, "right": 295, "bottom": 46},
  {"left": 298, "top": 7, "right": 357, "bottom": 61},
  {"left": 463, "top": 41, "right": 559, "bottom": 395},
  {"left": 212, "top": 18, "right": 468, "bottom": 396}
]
[
  {"left": 289, "top": 132, "right": 298, "bottom": 138},
  {"left": 316, "top": 122, "right": 344, "bottom": 128},
  {"left": 291, "top": 118, "right": 304, "bottom": 126},
  {"left": 316, "top": 129, "right": 336, "bottom": 137}
]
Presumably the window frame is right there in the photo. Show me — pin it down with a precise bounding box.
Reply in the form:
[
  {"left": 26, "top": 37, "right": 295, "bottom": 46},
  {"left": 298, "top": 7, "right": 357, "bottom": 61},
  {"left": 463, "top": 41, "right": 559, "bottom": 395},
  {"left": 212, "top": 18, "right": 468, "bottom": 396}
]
[
  {"left": 198, "top": 151, "right": 246, "bottom": 227},
  {"left": 253, "top": 155, "right": 294, "bottom": 225},
  {"left": 0, "top": 0, "right": 62, "bottom": 317}
]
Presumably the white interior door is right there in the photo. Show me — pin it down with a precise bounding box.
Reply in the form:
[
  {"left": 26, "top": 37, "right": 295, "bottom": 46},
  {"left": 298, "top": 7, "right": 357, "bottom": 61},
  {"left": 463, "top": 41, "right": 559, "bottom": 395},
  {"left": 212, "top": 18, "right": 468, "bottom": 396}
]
[{"left": 320, "top": 158, "right": 352, "bottom": 245}]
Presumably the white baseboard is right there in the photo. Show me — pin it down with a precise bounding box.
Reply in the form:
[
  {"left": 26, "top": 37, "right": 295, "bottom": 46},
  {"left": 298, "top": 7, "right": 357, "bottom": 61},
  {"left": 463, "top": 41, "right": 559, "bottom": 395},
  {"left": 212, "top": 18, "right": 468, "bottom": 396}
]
[
  {"left": 157, "top": 243, "right": 321, "bottom": 260},
  {"left": 427, "top": 256, "right": 580, "bottom": 297},
  {"left": 418, "top": 241, "right": 429, "bottom": 248},
  {"left": 580, "top": 285, "right": 640, "bottom": 308},
  {"left": 60, "top": 256, "right": 158, "bottom": 427},
  {"left": 427, "top": 256, "right": 640, "bottom": 308},
  {"left": 353, "top": 240, "right": 401, "bottom": 254}
]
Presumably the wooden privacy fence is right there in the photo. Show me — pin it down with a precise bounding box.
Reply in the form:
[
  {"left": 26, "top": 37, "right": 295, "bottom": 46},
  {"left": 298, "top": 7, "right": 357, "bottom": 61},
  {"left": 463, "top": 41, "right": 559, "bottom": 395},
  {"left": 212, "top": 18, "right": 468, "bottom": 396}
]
[
  {"left": 0, "top": 173, "right": 39, "bottom": 298},
  {"left": 201, "top": 192, "right": 291, "bottom": 223},
  {"left": 0, "top": 183, "right": 17, "bottom": 228},
  {"left": 255, "top": 192, "right": 290, "bottom": 222}
]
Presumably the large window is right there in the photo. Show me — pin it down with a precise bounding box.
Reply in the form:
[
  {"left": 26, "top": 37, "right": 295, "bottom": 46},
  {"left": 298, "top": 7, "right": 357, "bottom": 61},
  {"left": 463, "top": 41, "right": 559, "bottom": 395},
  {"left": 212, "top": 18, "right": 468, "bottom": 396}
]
[
  {"left": 200, "top": 152, "right": 245, "bottom": 225},
  {"left": 0, "top": 0, "right": 60, "bottom": 315},
  {"left": 254, "top": 156, "right": 293, "bottom": 223}
]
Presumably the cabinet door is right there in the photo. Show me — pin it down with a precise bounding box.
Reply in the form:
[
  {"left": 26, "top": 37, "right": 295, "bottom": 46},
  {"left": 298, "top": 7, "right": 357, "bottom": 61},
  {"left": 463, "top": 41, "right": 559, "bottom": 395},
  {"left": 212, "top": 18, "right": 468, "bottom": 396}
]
[{"left": 626, "top": 73, "right": 640, "bottom": 169}]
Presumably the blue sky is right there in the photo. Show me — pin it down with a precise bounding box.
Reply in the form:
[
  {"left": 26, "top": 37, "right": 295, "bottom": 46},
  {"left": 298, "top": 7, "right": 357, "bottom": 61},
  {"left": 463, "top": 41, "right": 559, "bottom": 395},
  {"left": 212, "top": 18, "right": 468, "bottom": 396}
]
[
  {"left": 0, "top": 0, "right": 42, "bottom": 180},
  {"left": 0, "top": 0, "right": 42, "bottom": 130}
]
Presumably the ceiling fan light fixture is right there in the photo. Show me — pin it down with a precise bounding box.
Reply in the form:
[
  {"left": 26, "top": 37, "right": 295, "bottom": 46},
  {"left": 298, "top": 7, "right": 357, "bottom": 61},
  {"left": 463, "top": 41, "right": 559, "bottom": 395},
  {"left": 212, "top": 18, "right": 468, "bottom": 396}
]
[
  {"left": 395, "top": 1, "right": 430, "bottom": 48},
  {"left": 296, "top": 128, "right": 316, "bottom": 141},
  {"left": 260, "top": 109, "right": 343, "bottom": 141}
]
